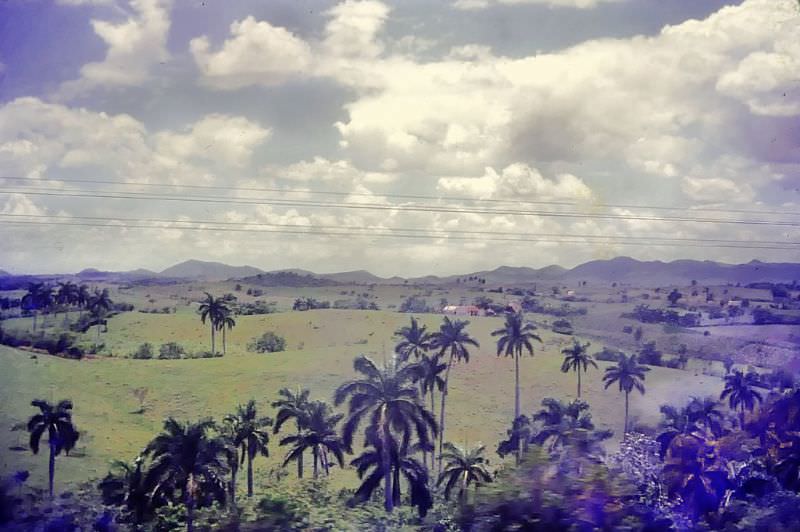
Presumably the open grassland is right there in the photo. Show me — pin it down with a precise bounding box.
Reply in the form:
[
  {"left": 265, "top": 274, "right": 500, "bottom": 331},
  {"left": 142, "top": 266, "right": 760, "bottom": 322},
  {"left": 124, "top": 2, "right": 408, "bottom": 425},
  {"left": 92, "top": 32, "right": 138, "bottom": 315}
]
[{"left": 0, "top": 309, "right": 725, "bottom": 498}]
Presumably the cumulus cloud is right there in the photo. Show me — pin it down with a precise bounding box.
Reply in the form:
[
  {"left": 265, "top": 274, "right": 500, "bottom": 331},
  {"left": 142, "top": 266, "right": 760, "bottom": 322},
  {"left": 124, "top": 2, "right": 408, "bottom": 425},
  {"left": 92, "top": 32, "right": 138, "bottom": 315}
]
[
  {"left": 0, "top": 98, "right": 269, "bottom": 184},
  {"left": 266, "top": 157, "right": 395, "bottom": 186},
  {"left": 154, "top": 114, "right": 271, "bottom": 168},
  {"left": 437, "top": 163, "right": 594, "bottom": 201},
  {"left": 59, "top": 0, "right": 171, "bottom": 96},
  {"left": 190, "top": 16, "right": 313, "bottom": 89},
  {"left": 452, "top": 0, "right": 622, "bottom": 10}
]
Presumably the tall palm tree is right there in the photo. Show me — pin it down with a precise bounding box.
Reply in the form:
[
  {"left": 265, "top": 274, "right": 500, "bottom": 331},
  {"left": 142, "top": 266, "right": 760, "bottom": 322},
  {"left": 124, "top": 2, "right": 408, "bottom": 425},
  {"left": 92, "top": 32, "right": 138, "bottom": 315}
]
[
  {"left": 560, "top": 340, "right": 596, "bottom": 398},
  {"left": 492, "top": 312, "right": 542, "bottom": 425},
  {"left": 394, "top": 316, "right": 433, "bottom": 363},
  {"left": 76, "top": 284, "right": 91, "bottom": 318},
  {"left": 217, "top": 311, "right": 236, "bottom": 357},
  {"left": 55, "top": 281, "right": 78, "bottom": 320},
  {"left": 350, "top": 430, "right": 433, "bottom": 517},
  {"left": 721, "top": 370, "right": 764, "bottom": 428},
  {"left": 416, "top": 352, "right": 446, "bottom": 471},
  {"left": 144, "top": 418, "right": 228, "bottom": 532},
  {"left": 437, "top": 442, "right": 492, "bottom": 504},
  {"left": 27, "top": 399, "right": 79, "bottom": 498},
  {"left": 21, "top": 282, "right": 51, "bottom": 331},
  {"left": 431, "top": 317, "right": 479, "bottom": 476},
  {"left": 89, "top": 288, "right": 113, "bottom": 344},
  {"left": 280, "top": 401, "right": 345, "bottom": 478},
  {"left": 272, "top": 387, "right": 312, "bottom": 478},
  {"left": 334, "top": 355, "right": 436, "bottom": 513},
  {"left": 198, "top": 292, "right": 228, "bottom": 354},
  {"left": 223, "top": 400, "right": 272, "bottom": 498},
  {"left": 602, "top": 353, "right": 649, "bottom": 434}
]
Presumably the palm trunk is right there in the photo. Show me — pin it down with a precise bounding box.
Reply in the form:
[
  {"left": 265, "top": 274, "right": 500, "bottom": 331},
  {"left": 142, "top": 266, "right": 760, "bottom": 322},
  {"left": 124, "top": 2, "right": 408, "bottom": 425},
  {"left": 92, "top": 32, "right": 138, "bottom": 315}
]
[
  {"left": 438, "top": 354, "right": 454, "bottom": 477},
  {"left": 210, "top": 324, "right": 216, "bottom": 354},
  {"left": 322, "top": 448, "right": 330, "bottom": 476},
  {"left": 624, "top": 391, "right": 630, "bottom": 434},
  {"left": 313, "top": 447, "right": 319, "bottom": 479},
  {"left": 297, "top": 439, "right": 304, "bottom": 478},
  {"left": 32, "top": 311, "right": 37, "bottom": 332},
  {"left": 740, "top": 405, "right": 745, "bottom": 429},
  {"left": 48, "top": 440, "right": 56, "bottom": 498},
  {"left": 222, "top": 327, "right": 227, "bottom": 356},
  {"left": 429, "top": 390, "right": 436, "bottom": 472},
  {"left": 185, "top": 490, "right": 195, "bottom": 532},
  {"left": 247, "top": 453, "right": 254, "bottom": 497},
  {"left": 392, "top": 463, "right": 401, "bottom": 506},
  {"left": 383, "top": 421, "right": 394, "bottom": 512},
  {"left": 96, "top": 323, "right": 101, "bottom": 345},
  {"left": 230, "top": 466, "right": 237, "bottom": 508},
  {"left": 577, "top": 368, "right": 582, "bottom": 398},
  {"left": 515, "top": 349, "right": 521, "bottom": 465}
]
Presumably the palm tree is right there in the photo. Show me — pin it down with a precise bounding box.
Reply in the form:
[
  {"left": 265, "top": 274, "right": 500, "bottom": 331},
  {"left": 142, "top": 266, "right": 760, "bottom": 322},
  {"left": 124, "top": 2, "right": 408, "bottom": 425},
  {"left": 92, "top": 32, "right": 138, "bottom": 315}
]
[
  {"left": 55, "top": 281, "right": 78, "bottom": 321},
  {"left": 602, "top": 353, "right": 649, "bottom": 434},
  {"left": 662, "top": 434, "right": 731, "bottom": 518},
  {"left": 144, "top": 418, "right": 228, "bottom": 532},
  {"left": 431, "top": 317, "right": 479, "bottom": 475},
  {"left": 280, "top": 401, "right": 345, "bottom": 478},
  {"left": 721, "top": 370, "right": 764, "bottom": 428},
  {"left": 437, "top": 442, "right": 492, "bottom": 504},
  {"left": 76, "top": 284, "right": 91, "bottom": 318},
  {"left": 223, "top": 400, "right": 272, "bottom": 498},
  {"left": 560, "top": 340, "right": 596, "bottom": 398},
  {"left": 655, "top": 403, "right": 697, "bottom": 459},
  {"left": 21, "top": 282, "right": 51, "bottom": 331},
  {"left": 394, "top": 316, "right": 432, "bottom": 363},
  {"left": 89, "top": 288, "right": 113, "bottom": 344},
  {"left": 198, "top": 292, "right": 228, "bottom": 354},
  {"left": 272, "top": 387, "right": 311, "bottom": 479},
  {"left": 334, "top": 355, "right": 436, "bottom": 513},
  {"left": 98, "top": 456, "right": 154, "bottom": 525},
  {"left": 492, "top": 312, "right": 542, "bottom": 426},
  {"left": 497, "top": 415, "right": 533, "bottom": 459},
  {"left": 217, "top": 310, "right": 236, "bottom": 357},
  {"left": 416, "top": 352, "right": 446, "bottom": 471},
  {"left": 350, "top": 431, "right": 433, "bottom": 517},
  {"left": 687, "top": 396, "right": 725, "bottom": 437},
  {"left": 27, "top": 399, "right": 79, "bottom": 498}
]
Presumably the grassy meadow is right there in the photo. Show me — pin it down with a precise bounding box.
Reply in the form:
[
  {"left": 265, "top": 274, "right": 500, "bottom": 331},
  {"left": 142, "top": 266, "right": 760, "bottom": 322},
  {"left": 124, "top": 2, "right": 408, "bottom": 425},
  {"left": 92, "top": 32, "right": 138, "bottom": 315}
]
[{"left": 0, "top": 308, "right": 725, "bottom": 498}]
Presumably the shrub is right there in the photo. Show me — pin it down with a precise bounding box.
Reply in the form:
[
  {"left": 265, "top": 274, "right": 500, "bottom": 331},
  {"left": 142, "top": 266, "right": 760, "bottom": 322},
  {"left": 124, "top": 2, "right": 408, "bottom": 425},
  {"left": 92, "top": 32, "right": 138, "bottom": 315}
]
[
  {"left": 595, "top": 348, "right": 622, "bottom": 362},
  {"left": 158, "top": 342, "right": 185, "bottom": 360},
  {"left": 248, "top": 332, "right": 287, "bottom": 353},
  {"left": 131, "top": 343, "right": 154, "bottom": 360},
  {"left": 637, "top": 342, "right": 663, "bottom": 366},
  {"left": 552, "top": 319, "right": 573, "bottom": 335}
]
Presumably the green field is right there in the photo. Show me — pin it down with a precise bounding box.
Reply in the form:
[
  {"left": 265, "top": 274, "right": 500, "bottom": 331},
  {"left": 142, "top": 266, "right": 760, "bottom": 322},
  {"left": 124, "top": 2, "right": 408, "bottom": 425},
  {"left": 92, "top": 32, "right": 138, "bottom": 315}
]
[{"left": 0, "top": 308, "right": 725, "bottom": 498}]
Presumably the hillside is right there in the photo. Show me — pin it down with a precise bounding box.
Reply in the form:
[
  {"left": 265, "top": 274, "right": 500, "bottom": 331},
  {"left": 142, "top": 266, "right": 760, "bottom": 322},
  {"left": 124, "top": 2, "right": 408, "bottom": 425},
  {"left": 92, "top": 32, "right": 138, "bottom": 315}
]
[{"left": 159, "top": 259, "right": 265, "bottom": 280}]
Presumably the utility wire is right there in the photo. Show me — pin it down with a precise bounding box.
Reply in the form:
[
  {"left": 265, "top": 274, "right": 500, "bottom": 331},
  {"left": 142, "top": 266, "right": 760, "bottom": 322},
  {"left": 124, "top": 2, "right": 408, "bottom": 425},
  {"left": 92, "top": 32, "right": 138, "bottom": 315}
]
[
  {"left": 1, "top": 212, "right": 798, "bottom": 247},
  {"left": 1, "top": 175, "right": 797, "bottom": 217},
  {"left": 0, "top": 219, "right": 795, "bottom": 251},
  {"left": 2, "top": 187, "right": 799, "bottom": 228}
]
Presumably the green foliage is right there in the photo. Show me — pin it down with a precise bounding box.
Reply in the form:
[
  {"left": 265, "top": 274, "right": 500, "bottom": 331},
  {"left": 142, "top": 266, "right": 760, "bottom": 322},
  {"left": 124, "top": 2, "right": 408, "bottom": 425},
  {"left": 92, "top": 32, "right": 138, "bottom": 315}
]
[
  {"left": 248, "top": 331, "right": 287, "bottom": 353},
  {"left": 158, "top": 342, "right": 185, "bottom": 360},
  {"left": 131, "top": 342, "right": 154, "bottom": 359}
]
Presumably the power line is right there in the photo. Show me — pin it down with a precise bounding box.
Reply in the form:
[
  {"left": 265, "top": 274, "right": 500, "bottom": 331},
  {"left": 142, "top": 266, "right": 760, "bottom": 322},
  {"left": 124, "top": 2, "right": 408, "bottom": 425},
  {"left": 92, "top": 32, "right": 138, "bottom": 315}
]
[
  {"left": 0, "top": 218, "right": 796, "bottom": 251},
  {"left": 3, "top": 187, "right": 800, "bottom": 228},
  {"left": 1, "top": 175, "right": 797, "bottom": 217},
  {"left": 2, "top": 212, "right": 798, "bottom": 247}
]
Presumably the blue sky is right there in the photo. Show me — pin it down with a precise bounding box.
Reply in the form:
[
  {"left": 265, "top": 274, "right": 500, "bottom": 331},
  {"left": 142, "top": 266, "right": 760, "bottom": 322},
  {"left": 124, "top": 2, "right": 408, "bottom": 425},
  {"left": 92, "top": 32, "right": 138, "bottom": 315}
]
[{"left": 0, "top": 0, "right": 798, "bottom": 275}]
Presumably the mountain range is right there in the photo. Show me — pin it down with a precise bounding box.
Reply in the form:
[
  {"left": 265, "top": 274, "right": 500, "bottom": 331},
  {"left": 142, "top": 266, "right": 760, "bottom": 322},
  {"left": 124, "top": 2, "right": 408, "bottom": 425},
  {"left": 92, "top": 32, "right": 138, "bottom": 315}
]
[{"left": 1, "top": 257, "right": 798, "bottom": 287}]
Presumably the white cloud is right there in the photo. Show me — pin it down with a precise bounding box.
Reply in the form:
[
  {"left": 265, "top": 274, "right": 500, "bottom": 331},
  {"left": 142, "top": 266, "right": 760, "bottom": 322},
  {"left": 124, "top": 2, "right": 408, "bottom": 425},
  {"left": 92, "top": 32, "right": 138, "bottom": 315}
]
[
  {"left": 437, "top": 163, "right": 594, "bottom": 201},
  {"left": 453, "top": 0, "right": 622, "bottom": 9},
  {"left": 1, "top": 193, "right": 47, "bottom": 216},
  {"left": 190, "top": 16, "right": 313, "bottom": 90},
  {"left": 59, "top": 0, "right": 171, "bottom": 96},
  {"left": 154, "top": 114, "right": 271, "bottom": 168},
  {"left": 681, "top": 176, "right": 752, "bottom": 203},
  {"left": 267, "top": 157, "right": 395, "bottom": 185},
  {"left": 321, "top": 0, "right": 390, "bottom": 59}
]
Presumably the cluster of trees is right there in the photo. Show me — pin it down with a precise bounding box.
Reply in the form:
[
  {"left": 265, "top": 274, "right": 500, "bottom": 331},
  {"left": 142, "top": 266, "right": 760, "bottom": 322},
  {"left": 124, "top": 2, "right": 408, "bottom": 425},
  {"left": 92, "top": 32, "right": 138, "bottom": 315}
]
[
  {"left": 20, "top": 282, "right": 115, "bottom": 339},
  {"left": 625, "top": 304, "right": 701, "bottom": 327}
]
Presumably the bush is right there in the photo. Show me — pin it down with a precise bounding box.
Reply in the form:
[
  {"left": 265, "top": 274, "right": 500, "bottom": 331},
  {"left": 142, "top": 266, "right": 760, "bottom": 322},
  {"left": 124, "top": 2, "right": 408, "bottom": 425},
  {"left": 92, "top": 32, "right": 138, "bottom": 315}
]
[
  {"left": 131, "top": 343, "right": 154, "bottom": 360},
  {"left": 158, "top": 342, "right": 185, "bottom": 360},
  {"left": 595, "top": 348, "right": 622, "bottom": 362},
  {"left": 637, "top": 341, "right": 663, "bottom": 366},
  {"left": 248, "top": 332, "right": 287, "bottom": 353},
  {"left": 552, "top": 319, "right": 573, "bottom": 335}
]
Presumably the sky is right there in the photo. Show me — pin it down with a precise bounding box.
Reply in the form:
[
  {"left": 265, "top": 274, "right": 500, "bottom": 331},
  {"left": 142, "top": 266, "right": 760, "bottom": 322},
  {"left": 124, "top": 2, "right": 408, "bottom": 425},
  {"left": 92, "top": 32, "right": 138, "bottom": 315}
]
[{"left": 0, "top": 0, "right": 799, "bottom": 276}]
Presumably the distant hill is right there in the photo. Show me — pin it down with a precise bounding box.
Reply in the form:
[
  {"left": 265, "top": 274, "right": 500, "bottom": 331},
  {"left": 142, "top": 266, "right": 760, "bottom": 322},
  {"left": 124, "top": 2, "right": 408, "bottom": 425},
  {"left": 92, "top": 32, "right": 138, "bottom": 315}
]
[
  {"left": 318, "top": 270, "right": 394, "bottom": 284},
  {"left": 562, "top": 257, "right": 800, "bottom": 286},
  {"left": 76, "top": 268, "right": 159, "bottom": 282},
  {"left": 0, "top": 269, "right": 9, "bottom": 277},
  {"left": 159, "top": 260, "right": 265, "bottom": 280},
  {"left": 241, "top": 271, "right": 340, "bottom": 287}
]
